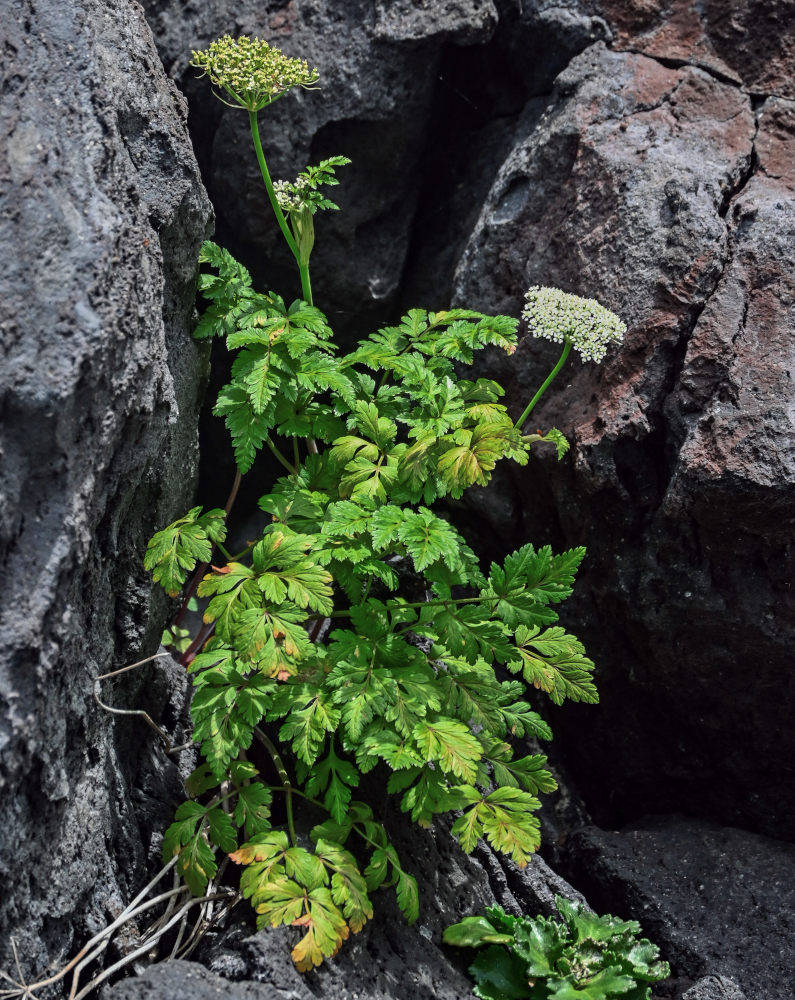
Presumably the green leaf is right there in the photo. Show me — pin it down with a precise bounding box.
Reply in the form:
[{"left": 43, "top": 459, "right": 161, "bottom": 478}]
[
  {"left": 144, "top": 507, "right": 227, "bottom": 597},
  {"left": 469, "top": 945, "right": 533, "bottom": 1000},
  {"left": 511, "top": 625, "right": 598, "bottom": 705},
  {"left": 233, "top": 781, "right": 273, "bottom": 839},
  {"left": 452, "top": 787, "right": 541, "bottom": 867},
  {"left": 316, "top": 839, "right": 373, "bottom": 932},
  {"left": 206, "top": 806, "right": 237, "bottom": 853},
  {"left": 398, "top": 507, "right": 462, "bottom": 572},
  {"left": 213, "top": 383, "right": 274, "bottom": 473},
  {"left": 162, "top": 802, "right": 218, "bottom": 896},
  {"left": 395, "top": 866, "right": 419, "bottom": 925},
  {"left": 485, "top": 741, "right": 557, "bottom": 796},
  {"left": 443, "top": 916, "right": 512, "bottom": 949},
  {"left": 197, "top": 562, "right": 262, "bottom": 643},
  {"left": 412, "top": 717, "right": 483, "bottom": 783},
  {"left": 304, "top": 745, "right": 361, "bottom": 823}
]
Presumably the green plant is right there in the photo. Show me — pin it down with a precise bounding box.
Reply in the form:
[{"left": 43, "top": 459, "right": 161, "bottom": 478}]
[
  {"left": 144, "top": 35, "right": 626, "bottom": 971},
  {"left": 444, "top": 897, "right": 670, "bottom": 999}
]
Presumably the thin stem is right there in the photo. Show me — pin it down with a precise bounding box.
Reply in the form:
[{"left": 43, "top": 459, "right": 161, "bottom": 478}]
[
  {"left": 249, "top": 110, "right": 298, "bottom": 261},
  {"left": 293, "top": 436, "right": 300, "bottom": 470},
  {"left": 254, "top": 727, "right": 297, "bottom": 847},
  {"left": 265, "top": 435, "right": 298, "bottom": 475},
  {"left": 180, "top": 620, "right": 216, "bottom": 668},
  {"left": 514, "top": 339, "right": 572, "bottom": 430},
  {"left": 224, "top": 468, "right": 242, "bottom": 514}
]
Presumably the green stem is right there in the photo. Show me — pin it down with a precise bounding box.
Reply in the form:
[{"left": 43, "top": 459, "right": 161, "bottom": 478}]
[
  {"left": 255, "top": 727, "right": 297, "bottom": 848},
  {"left": 215, "top": 541, "right": 233, "bottom": 562},
  {"left": 265, "top": 435, "right": 298, "bottom": 475},
  {"left": 298, "top": 260, "right": 313, "bottom": 306},
  {"left": 514, "top": 339, "right": 572, "bottom": 430},
  {"left": 248, "top": 110, "right": 299, "bottom": 261}
]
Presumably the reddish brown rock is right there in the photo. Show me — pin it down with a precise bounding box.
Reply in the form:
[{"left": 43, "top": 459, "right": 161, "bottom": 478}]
[
  {"left": 599, "top": 0, "right": 795, "bottom": 98},
  {"left": 455, "top": 43, "right": 795, "bottom": 838}
]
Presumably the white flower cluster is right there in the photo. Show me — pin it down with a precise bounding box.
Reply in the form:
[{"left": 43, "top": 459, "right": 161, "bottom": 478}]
[
  {"left": 522, "top": 286, "right": 626, "bottom": 363},
  {"left": 274, "top": 176, "right": 313, "bottom": 214}
]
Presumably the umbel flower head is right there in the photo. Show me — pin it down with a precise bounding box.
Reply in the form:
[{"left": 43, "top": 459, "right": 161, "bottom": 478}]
[
  {"left": 522, "top": 286, "right": 626, "bottom": 363},
  {"left": 190, "top": 35, "right": 318, "bottom": 112}
]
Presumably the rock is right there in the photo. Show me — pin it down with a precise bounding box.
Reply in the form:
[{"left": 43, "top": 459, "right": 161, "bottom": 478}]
[
  {"left": 106, "top": 818, "right": 585, "bottom": 1000},
  {"left": 0, "top": 0, "right": 211, "bottom": 979},
  {"left": 558, "top": 818, "right": 795, "bottom": 999},
  {"left": 597, "top": 0, "right": 795, "bottom": 98},
  {"left": 682, "top": 976, "right": 747, "bottom": 1000},
  {"left": 452, "top": 40, "right": 795, "bottom": 839}
]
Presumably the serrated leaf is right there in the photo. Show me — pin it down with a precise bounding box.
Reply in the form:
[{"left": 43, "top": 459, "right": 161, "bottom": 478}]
[
  {"left": 511, "top": 625, "right": 598, "bottom": 705},
  {"left": 207, "top": 806, "right": 237, "bottom": 853},
  {"left": 395, "top": 867, "right": 419, "bottom": 924},
  {"left": 412, "top": 717, "right": 483, "bottom": 783},
  {"left": 316, "top": 839, "right": 373, "bottom": 933},
  {"left": 144, "top": 507, "right": 227, "bottom": 597},
  {"left": 233, "top": 781, "right": 273, "bottom": 839},
  {"left": 304, "top": 745, "right": 361, "bottom": 823}
]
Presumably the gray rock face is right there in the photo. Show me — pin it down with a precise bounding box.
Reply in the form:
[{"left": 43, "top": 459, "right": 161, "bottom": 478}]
[
  {"left": 558, "top": 817, "right": 795, "bottom": 1000},
  {"left": 453, "top": 39, "right": 795, "bottom": 839},
  {"left": 682, "top": 977, "right": 747, "bottom": 1000},
  {"left": 0, "top": 0, "right": 211, "bottom": 977}
]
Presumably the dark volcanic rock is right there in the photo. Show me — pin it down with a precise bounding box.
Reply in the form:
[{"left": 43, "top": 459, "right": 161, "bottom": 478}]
[
  {"left": 0, "top": 0, "right": 211, "bottom": 978},
  {"left": 559, "top": 817, "right": 795, "bottom": 1000},
  {"left": 140, "top": 0, "right": 500, "bottom": 338},
  {"left": 453, "top": 42, "right": 795, "bottom": 839}
]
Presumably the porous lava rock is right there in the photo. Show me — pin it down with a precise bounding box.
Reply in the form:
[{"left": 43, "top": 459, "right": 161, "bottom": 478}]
[
  {"left": 453, "top": 40, "right": 795, "bottom": 839},
  {"left": 0, "top": 0, "right": 211, "bottom": 978}
]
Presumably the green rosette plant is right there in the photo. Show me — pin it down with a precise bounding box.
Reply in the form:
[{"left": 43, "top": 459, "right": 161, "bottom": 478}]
[
  {"left": 444, "top": 897, "right": 670, "bottom": 999},
  {"left": 144, "top": 35, "right": 627, "bottom": 972}
]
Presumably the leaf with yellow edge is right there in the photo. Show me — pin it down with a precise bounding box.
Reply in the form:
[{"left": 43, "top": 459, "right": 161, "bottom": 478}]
[
  {"left": 316, "top": 839, "right": 373, "bottom": 933},
  {"left": 290, "top": 886, "right": 351, "bottom": 971},
  {"left": 412, "top": 717, "right": 483, "bottom": 783}
]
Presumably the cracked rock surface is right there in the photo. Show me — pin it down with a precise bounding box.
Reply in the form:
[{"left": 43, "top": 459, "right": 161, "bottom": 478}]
[{"left": 0, "top": 0, "right": 211, "bottom": 978}]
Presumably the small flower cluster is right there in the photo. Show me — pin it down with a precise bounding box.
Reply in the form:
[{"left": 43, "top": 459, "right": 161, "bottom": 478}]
[
  {"left": 190, "top": 35, "right": 318, "bottom": 112},
  {"left": 522, "top": 286, "right": 626, "bottom": 363},
  {"left": 274, "top": 176, "right": 314, "bottom": 215}
]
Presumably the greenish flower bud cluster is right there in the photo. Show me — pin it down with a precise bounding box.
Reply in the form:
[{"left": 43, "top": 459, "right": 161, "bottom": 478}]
[
  {"left": 190, "top": 35, "right": 318, "bottom": 112},
  {"left": 523, "top": 286, "right": 626, "bottom": 363}
]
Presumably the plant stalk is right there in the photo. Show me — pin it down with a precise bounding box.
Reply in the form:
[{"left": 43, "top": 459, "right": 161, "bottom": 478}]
[
  {"left": 255, "top": 727, "right": 297, "bottom": 847},
  {"left": 249, "top": 110, "right": 299, "bottom": 261},
  {"left": 515, "top": 339, "right": 572, "bottom": 430}
]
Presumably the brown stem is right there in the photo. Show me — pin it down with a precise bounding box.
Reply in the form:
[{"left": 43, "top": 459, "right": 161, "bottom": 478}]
[{"left": 180, "top": 621, "right": 216, "bottom": 669}]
